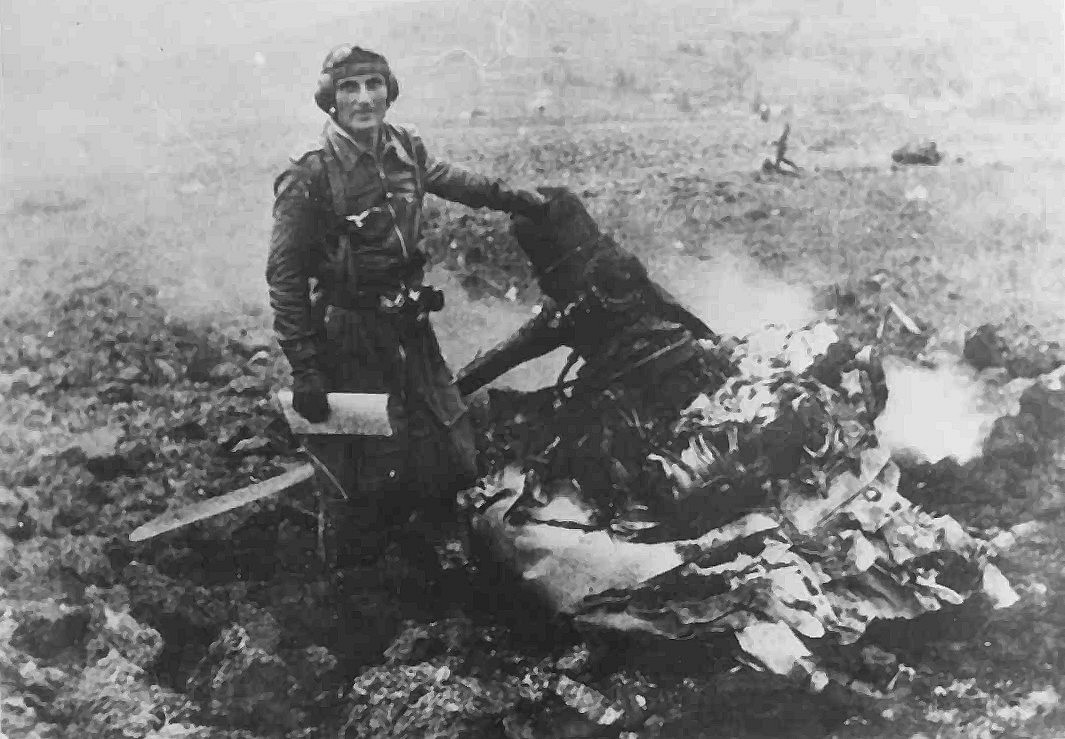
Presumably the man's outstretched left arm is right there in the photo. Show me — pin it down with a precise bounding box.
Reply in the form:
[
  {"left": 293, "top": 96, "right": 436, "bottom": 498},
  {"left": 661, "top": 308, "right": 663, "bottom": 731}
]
[{"left": 410, "top": 131, "right": 544, "bottom": 218}]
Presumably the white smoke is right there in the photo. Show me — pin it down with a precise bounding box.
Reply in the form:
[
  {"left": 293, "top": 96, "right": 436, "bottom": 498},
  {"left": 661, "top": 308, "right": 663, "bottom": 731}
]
[
  {"left": 875, "top": 354, "right": 1003, "bottom": 464},
  {"left": 434, "top": 253, "right": 1017, "bottom": 469},
  {"left": 430, "top": 252, "right": 819, "bottom": 394},
  {"left": 428, "top": 267, "right": 572, "bottom": 392},
  {"left": 649, "top": 252, "right": 816, "bottom": 339}
]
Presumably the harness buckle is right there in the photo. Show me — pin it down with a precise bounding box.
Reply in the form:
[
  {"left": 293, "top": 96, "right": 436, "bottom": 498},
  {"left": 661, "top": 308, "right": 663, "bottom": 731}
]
[{"left": 345, "top": 209, "right": 376, "bottom": 228}]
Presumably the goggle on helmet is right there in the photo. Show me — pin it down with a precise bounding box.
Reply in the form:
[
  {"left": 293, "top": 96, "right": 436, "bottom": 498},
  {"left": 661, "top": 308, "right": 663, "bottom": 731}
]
[{"left": 314, "top": 45, "right": 400, "bottom": 114}]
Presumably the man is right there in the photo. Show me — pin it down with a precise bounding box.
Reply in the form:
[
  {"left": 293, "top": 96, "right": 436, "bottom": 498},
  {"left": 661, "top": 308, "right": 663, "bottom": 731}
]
[{"left": 266, "top": 45, "right": 544, "bottom": 566}]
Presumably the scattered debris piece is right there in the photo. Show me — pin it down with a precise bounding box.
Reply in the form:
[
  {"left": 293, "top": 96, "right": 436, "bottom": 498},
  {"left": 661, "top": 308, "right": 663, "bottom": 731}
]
[
  {"left": 12, "top": 600, "right": 91, "bottom": 659},
  {"left": 340, "top": 662, "right": 509, "bottom": 738},
  {"left": 230, "top": 329, "right": 274, "bottom": 358},
  {"left": 994, "top": 685, "right": 1060, "bottom": 724},
  {"left": 85, "top": 602, "right": 164, "bottom": 668},
  {"left": 989, "top": 529, "right": 1017, "bottom": 551},
  {"left": 217, "top": 423, "right": 254, "bottom": 452},
  {"left": 964, "top": 322, "right": 1065, "bottom": 378},
  {"left": 550, "top": 674, "right": 628, "bottom": 727},
  {"left": 226, "top": 375, "right": 267, "bottom": 396},
  {"left": 965, "top": 324, "right": 1009, "bottom": 370},
  {"left": 116, "top": 365, "right": 144, "bottom": 383},
  {"left": 229, "top": 436, "right": 273, "bottom": 456},
  {"left": 128, "top": 464, "right": 315, "bottom": 542},
  {"left": 982, "top": 564, "right": 1020, "bottom": 608},
  {"left": 891, "top": 141, "right": 943, "bottom": 166},
  {"left": 1010, "top": 520, "right": 1046, "bottom": 540},
  {"left": 888, "top": 302, "right": 922, "bottom": 334},
  {"left": 554, "top": 644, "right": 592, "bottom": 675},
  {"left": 761, "top": 123, "right": 801, "bottom": 176}
]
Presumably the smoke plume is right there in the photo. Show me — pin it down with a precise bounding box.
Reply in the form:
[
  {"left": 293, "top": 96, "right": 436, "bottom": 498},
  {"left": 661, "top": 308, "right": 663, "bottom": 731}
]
[
  {"left": 875, "top": 354, "right": 1003, "bottom": 464},
  {"left": 649, "top": 252, "right": 816, "bottom": 339},
  {"left": 431, "top": 252, "right": 818, "bottom": 393}
]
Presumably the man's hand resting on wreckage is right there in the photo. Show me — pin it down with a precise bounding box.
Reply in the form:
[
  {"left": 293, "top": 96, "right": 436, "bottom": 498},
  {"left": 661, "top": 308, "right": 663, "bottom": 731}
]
[
  {"left": 508, "top": 188, "right": 549, "bottom": 220},
  {"left": 291, "top": 369, "right": 330, "bottom": 423}
]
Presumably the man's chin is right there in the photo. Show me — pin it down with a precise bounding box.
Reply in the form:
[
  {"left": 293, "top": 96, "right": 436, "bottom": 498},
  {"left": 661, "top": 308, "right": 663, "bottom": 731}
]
[{"left": 339, "top": 117, "right": 384, "bottom": 134}]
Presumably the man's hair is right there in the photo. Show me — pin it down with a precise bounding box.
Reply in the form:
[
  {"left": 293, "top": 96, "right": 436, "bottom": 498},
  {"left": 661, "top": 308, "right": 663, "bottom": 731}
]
[{"left": 314, "top": 45, "right": 400, "bottom": 113}]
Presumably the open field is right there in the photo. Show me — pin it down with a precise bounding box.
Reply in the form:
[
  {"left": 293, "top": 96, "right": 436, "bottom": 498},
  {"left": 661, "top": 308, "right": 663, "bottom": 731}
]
[{"left": 3, "top": 0, "right": 1065, "bottom": 736}]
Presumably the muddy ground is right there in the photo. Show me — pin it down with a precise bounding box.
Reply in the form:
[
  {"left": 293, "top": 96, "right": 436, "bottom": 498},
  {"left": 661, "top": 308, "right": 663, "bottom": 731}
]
[
  {"left": 4, "top": 1, "right": 1064, "bottom": 735},
  {"left": 4, "top": 232, "right": 1065, "bottom": 738}
]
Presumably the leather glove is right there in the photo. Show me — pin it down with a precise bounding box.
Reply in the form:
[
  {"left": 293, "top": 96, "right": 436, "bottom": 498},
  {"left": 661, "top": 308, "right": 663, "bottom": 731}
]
[
  {"left": 507, "top": 188, "right": 548, "bottom": 219},
  {"left": 292, "top": 369, "right": 330, "bottom": 423}
]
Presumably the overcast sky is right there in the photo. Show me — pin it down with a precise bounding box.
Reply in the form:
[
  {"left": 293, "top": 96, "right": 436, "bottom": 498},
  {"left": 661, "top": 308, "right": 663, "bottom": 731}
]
[{"left": 2, "top": 0, "right": 444, "bottom": 67}]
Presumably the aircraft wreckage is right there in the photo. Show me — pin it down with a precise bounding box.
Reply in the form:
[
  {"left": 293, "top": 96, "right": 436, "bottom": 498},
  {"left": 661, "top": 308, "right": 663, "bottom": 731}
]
[{"left": 452, "top": 187, "right": 1018, "bottom": 684}]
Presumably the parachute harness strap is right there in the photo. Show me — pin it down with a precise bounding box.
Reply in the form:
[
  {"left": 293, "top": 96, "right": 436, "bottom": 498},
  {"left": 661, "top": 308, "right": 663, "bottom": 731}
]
[{"left": 536, "top": 236, "right": 598, "bottom": 280}]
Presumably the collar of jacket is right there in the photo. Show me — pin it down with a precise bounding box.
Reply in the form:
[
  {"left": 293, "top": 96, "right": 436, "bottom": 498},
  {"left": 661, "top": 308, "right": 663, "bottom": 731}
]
[{"left": 322, "top": 119, "right": 415, "bottom": 171}]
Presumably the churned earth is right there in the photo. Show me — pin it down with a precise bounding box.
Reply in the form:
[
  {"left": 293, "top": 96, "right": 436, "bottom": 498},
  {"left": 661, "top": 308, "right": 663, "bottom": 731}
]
[{"left": 3, "top": 0, "right": 1064, "bottom": 736}]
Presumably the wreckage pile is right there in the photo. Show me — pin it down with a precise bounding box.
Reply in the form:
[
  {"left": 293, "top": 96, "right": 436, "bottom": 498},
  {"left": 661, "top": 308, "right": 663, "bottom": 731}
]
[{"left": 469, "top": 320, "right": 1019, "bottom": 684}]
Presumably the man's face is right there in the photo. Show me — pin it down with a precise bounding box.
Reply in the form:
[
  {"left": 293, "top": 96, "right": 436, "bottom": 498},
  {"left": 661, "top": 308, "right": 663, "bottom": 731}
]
[{"left": 334, "top": 73, "right": 389, "bottom": 133}]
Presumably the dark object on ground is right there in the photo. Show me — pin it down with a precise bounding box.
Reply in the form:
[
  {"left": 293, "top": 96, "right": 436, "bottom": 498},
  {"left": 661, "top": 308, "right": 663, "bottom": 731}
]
[
  {"left": 761, "top": 123, "right": 801, "bottom": 176},
  {"left": 964, "top": 324, "right": 1009, "bottom": 370},
  {"left": 891, "top": 141, "right": 943, "bottom": 166},
  {"left": 1019, "top": 382, "right": 1065, "bottom": 439},
  {"left": 12, "top": 600, "right": 91, "bottom": 659},
  {"left": 963, "top": 322, "right": 1065, "bottom": 378},
  {"left": 1006, "top": 331, "right": 1065, "bottom": 379}
]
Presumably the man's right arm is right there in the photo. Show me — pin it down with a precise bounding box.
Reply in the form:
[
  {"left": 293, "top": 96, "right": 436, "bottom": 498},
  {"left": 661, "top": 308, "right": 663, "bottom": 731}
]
[{"left": 266, "top": 156, "right": 327, "bottom": 374}]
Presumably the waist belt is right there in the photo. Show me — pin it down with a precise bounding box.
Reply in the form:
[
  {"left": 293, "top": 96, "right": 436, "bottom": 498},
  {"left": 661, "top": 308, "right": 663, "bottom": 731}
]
[
  {"left": 331, "top": 284, "right": 445, "bottom": 315},
  {"left": 330, "top": 291, "right": 393, "bottom": 311}
]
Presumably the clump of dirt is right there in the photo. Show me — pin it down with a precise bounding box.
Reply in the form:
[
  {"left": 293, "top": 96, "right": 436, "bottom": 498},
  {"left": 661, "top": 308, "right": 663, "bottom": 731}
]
[
  {"left": 891, "top": 141, "right": 944, "bottom": 166},
  {"left": 963, "top": 321, "right": 1065, "bottom": 379}
]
